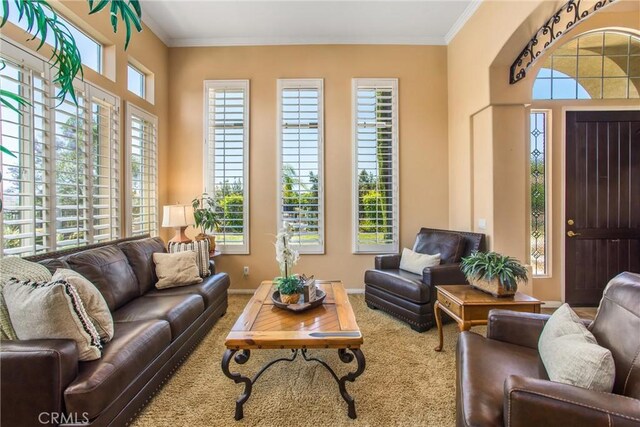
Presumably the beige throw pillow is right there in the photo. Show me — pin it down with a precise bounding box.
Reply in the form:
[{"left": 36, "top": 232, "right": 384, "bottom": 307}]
[
  {"left": 539, "top": 304, "right": 615, "bottom": 392},
  {"left": 399, "top": 248, "right": 441, "bottom": 275},
  {"left": 52, "top": 269, "right": 114, "bottom": 342},
  {"left": 3, "top": 278, "right": 102, "bottom": 361},
  {"left": 153, "top": 251, "right": 203, "bottom": 289}
]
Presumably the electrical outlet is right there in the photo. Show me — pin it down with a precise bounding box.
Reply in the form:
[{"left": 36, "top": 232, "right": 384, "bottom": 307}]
[{"left": 243, "top": 266, "right": 249, "bottom": 276}]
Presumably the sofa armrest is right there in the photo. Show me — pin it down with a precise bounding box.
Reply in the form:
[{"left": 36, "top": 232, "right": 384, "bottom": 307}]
[
  {"left": 422, "top": 263, "right": 466, "bottom": 286},
  {"left": 1, "top": 339, "right": 78, "bottom": 427},
  {"left": 374, "top": 254, "right": 400, "bottom": 270},
  {"left": 487, "top": 310, "right": 550, "bottom": 349},
  {"left": 504, "top": 375, "right": 640, "bottom": 426}
]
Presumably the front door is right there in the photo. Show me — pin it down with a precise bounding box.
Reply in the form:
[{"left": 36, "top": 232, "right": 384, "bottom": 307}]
[{"left": 565, "top": 110, "right": 640, "bottom": 305}]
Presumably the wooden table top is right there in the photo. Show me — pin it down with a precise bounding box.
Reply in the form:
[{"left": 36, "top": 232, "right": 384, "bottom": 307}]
[
  {"left": 225, "top": 280, "right": 363, "bottom": 350},
  {"left": 437, "top": 284, "right": 541, "bottom": 306}
]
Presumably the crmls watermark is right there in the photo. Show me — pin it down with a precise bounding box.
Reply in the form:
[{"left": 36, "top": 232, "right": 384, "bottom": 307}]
[{"left": 38, "top": 412, "right": 90, "bottom": 425}]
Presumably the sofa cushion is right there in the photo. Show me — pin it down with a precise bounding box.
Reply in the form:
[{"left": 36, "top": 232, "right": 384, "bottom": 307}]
[
  {"left": 414, "top": 231, "right": 465, "bottom": 264},
  {"left": 457, "top": 332, "right": 546, "bottom": 427},
  {"left": 146, "top": 272, "right": 230, "bottom": 307},
  {"left": 118, "top": 237, "right": 167, "bottom": 295},
  {"left": 63, "top": 246, "right": 139, "bottom": 312},
  {"left": 112, "top": 294, "right": 204, "bottom": 339},
  {"left": 364, "top": 269, "right": 429, "bottom": 304},
  {"left": 64, "top": 319, "right": 171, "bottom": 420}
]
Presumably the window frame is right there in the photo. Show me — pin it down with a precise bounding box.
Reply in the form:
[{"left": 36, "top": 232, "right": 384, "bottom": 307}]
[
  {"left": 351, "top": 78, "right": 400, "bottom": 254},
  {"left": 124, "top": 102, "right": 158, "bottom": 238},
  {"left": 276, "top": 78, "right": 325, "bottom": 254},
  {"left": 127, "top": 63, "right": 146, "bottom": 99},
  {"left": 529, "top": 109, "right": 551, "bottom": 278},
  {"left": 203, "top": 79, "right": 250, "bottom": 254}
]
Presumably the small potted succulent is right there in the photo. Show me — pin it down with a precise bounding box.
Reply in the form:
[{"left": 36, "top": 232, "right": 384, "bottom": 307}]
[
  {"left": 192, "top": 193, "right": 221, "bottom": 255},
  {"left": 460, "top": 251, "right": 528, "bottom": 297},
  {"left": 274, "top": 223, "right": 302, "bottom": 304}
]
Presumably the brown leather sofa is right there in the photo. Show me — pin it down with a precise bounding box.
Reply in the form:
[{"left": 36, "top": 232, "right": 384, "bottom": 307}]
[
  {"left": 1, "top": 235, "right": 230, "bottom": 427},
  {"left": 456, "top": 272, "right": 640, "bottom": 427},
  {"left": 364, "top": 228, "right": 486, "bottom": 332}
]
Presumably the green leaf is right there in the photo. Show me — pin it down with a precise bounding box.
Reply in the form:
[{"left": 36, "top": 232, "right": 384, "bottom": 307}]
[
  {"left": 0, "top": 145, "right": 17, "bottom": 158},
  {"left": 1, "top": 0, "right": 9, "bottom": 27},
  {"left": 88, "top": 0, "right": 109, "bottom": 14}
]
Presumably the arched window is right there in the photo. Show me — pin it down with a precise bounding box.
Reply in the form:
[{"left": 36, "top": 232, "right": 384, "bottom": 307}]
[{"left": 533, "top": 31, "right": 640, "bottom": 100}]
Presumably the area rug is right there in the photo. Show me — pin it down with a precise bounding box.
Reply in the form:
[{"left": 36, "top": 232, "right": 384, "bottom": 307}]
[{"left": 132, "top": 294, "right": 484, "bottom": 427}]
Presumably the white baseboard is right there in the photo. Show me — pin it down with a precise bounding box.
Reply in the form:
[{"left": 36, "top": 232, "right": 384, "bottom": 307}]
[
  {"left": 542, "top": 300, "right": 563, "bottom": 308},
  {"left": 228, "top": 288, "right": 366, "bottom": 295}
]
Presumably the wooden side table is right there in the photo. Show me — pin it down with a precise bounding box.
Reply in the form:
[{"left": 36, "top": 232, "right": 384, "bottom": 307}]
[{"left": 433, "top": 284, "right": 541, "bottom": 351}]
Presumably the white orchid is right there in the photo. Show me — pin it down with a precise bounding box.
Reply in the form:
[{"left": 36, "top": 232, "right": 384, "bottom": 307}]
[{"left": 275, "top": 222, "right": 299, "bottom": 277}]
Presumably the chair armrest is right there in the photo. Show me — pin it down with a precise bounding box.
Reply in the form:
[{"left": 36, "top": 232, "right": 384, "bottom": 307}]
[
  {"left": 487, "top": 310, "right": 550, "bottom": 349},
  {"left": 422, "top": 263, "right": 467, "bottom": 286},
  {"left": 209, "top": 259, "right": 216, "bottom": 275},
  {"left": 504, "top": 375, "right": 640, "bottom": 426},
  {"left": 374, "top": 254, "right": 400, "bottom": 270},
  {"left": 1, "top": 339, "right": 78, "bottom": 427}
]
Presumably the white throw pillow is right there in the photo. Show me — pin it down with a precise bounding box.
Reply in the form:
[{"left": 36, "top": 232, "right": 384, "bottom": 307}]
[
  {"left": 399, "top": 248, "right": 441, "bottom": 275},
  {"left": 539, "top": 303, "right": 615, "bottom": 392},
  {"left": 52, "top": 269, "right": 114, "bottom": 343},
  {"left": 168, "top": 240, "right": 211, "bottom": 278},
  {"left": 3, "top": 278, "right": 102, "bottom": 361},
  {"left": 153, "top": 251, "right": 203, "bottom": 289}
]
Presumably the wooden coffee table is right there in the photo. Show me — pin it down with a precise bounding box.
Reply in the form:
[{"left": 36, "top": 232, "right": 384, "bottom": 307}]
[
  {"left": 434, "top": 284, "right": 541, "bottom": 351},
  {"left": 221, "top": 280, "right": 365, "bottom": 420}
]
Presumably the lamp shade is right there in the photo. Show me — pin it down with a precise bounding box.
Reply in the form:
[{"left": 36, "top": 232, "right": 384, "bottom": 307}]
[{"left": 162, "top": 204, "right": 195, "bottom": 228}]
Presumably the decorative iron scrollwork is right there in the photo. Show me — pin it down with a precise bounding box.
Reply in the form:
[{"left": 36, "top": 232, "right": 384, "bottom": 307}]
[{"left": 510, "top": 0, "right": 617, "bottom": 84}]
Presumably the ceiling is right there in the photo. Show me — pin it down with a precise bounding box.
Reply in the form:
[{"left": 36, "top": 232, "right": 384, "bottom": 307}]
[{"left": 141, "top": 0, "right": 482, "bottom": 47}]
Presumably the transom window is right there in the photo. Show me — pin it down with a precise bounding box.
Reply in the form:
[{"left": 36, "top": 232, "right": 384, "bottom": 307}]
[
  {"left": 533, "top": 31, "right": 640, "bottom": 100},
  {"left": 127, "top": 64, "right": 145, "bottom": 98}
]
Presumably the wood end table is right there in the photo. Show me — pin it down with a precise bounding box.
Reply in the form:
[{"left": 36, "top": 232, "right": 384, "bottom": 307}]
[
  {"left": 221, "top": 280, "right": 365, "bottom": 420},
  {"left": 433, "top": 284, "right": 541, "bottom": 352}
]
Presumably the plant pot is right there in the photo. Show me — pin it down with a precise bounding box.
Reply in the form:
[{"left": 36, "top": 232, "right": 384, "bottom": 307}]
[
  {"left": 280, "top": 293, "right": 300, "bottom": 304},
  {"left": 469, "top": 277, "right": 518, "bottom": 297}
]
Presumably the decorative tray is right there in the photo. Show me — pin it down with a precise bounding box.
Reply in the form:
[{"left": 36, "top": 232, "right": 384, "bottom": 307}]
[{"left": 272, "top": 288, "right": 326, "bottom": 312}]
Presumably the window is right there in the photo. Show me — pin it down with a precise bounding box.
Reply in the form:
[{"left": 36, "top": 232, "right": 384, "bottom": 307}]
[
  {"left": 204, "top": 80, "right": 249, "bottom": 254},
  {"left": 6, "top": 3, "right": 102, "bottom": 72},
  {"left": 1, "top": 41, "right": 119, "bottom": 256},
  {"left": 125, "top": 103, "right": 158, "bottom": 237},
  {"left": 127, "top": 64, "right": 145, "bottom": 98},
  {"left": 277, "top": 79, "right": 324, "bottom": 253},
  {"left": 352, "top": 78, "right": 399, "bottom": 254},
  {"left": 530, "top": 110, "right": 549, "bottom": 276},
  {"left": 533, "top": 31, "right": 640, "bottom": 99}
]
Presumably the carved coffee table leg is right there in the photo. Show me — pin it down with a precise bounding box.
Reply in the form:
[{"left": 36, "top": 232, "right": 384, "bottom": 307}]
[
  {"left": 221, "top": 349, "right": 252, "bottom": 420},
  {"left": 338, "top": 348, "right": 366, "bottom": 419},
  {"left": 434, "top": 300, "right": 444, "bottom": 351}
]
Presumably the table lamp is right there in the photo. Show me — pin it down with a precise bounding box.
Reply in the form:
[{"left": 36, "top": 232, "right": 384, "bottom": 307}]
[{"left": 162, "top": 204, "right": 195, "bottom": 244}]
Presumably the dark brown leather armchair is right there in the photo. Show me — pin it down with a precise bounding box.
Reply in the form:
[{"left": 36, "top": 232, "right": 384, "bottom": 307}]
[
  {"left": 456, "top": 272, "right": 640, "bottom": 427},
  {"left": 364, "top": 228, "right": 486, "bottom": 332}
]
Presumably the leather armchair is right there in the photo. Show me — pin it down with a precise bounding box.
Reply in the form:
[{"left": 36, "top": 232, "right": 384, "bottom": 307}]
[
  {"left": 364, "top": 228, "right": 486, "bottom": 332},
  {"left": 456, "top": 272, "right": 640, "bottom": 427}
]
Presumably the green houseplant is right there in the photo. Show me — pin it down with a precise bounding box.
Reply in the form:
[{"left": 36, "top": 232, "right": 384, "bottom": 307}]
[
  {"left": 192, "top": 193, "right": 221, "bottom": 254},
  {"left": 460, "top": 251, "right": 528, "bottom": 297}
]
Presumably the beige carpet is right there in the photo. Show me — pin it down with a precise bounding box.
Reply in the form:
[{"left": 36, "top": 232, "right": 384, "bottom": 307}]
[{"left": 133, "top": 294, "right": 482, "bottom": 427}]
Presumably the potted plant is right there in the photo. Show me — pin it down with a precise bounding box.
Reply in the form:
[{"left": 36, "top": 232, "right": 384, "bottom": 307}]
[
  {"left": 192, "top": 193, "right": 221, "bottom": 255},
  {"left": 274, "top": 223, "right": 302, "bottom": 304},
  {"left": 460, "top": 251, "right": 528, "bottom": 297}
]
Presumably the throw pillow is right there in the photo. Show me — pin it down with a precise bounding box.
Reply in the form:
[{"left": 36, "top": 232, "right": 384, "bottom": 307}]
[
  {"left": 3, "top": 278, "right": 102, "bottom": 361},
  {"left": 52, "top": 269, "right": 114, "bottom": 342},
  {"left": 539, "top": 303, "right": 615, "bottom": 392},
  {"left": 153, "top": 251, "right": 203, "bottom": 289},
  {"left": 0, "top": 257, "right": 53, "bottom": 340},
  {"left": 168, "top": 240, "right": 211, "bottom": 278},
  {"left": 399, "top": 248, "right": 441, "bottom": 275}
]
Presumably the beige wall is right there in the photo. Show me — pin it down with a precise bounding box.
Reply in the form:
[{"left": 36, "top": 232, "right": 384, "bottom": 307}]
[
  {"left": 1, "top": 0, "right": 170, "bottom": 237},
  {"left": 167, "top": 45, "right": 449, "bottom": 290},
  {"left": 448, "top": 0, "right": 639, "bottom": 302}
]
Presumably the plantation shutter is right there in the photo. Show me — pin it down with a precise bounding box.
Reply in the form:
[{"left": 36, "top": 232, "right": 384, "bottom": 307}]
[
  {"left": 204, "top": 80, "right": 249, "bottom": 254},
  {"left": 352, "top": 78, "right": 399, "bottom": 253},
  {"left": 277, "top": 79, "right": 324, "bottom": 253},
  {"left": 126, "top": 103, "right": 158, "bottom": 237},
  {"left": 0, "top": 40, "right": 121, "bottom": 257}
]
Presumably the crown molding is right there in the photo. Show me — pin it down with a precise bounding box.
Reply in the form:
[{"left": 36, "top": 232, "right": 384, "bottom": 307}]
[
  {"left": 141, "top": 11, "right": 171, "bottom": 46},
  {"left": 166, "top": 35, "right": 448, "bottom": 48},
  {"left": 444, "top": 0, "right": 483, "bottom": 44}
]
